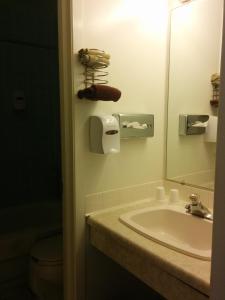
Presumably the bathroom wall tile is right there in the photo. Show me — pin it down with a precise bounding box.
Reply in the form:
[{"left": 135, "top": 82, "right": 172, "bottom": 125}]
[
  {"left": 0, "top": 39, "right": 60, "bottom": 208},
  {"left": 0, "top": 0, "right": 58, "bottom": 47}
]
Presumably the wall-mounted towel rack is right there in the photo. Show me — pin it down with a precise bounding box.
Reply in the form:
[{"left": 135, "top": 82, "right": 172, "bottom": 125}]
[
  {"left": 78, "top": 48, "right": 110, "bottom": 87},
  {"left": 77, "top": 48, "right": 122, "bottom": 102},
  {"left": 210, "top": 73, "right": 220, "bottom": 107}
]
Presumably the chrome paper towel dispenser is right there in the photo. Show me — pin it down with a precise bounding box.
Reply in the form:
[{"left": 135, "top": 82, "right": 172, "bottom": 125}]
[
  {"left": 89, "top": 115, "right": 120, "bottom": 154},
  {"left": 179, "top": 114, "right": 209, "bottom": 135},
  {"left": 113, "top": 114, "right": 154, "bottom": 138}
]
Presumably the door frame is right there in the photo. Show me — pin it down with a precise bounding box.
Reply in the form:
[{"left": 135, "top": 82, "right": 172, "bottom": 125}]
[
  {"left": 210, "top": 1, "right": 225, "bottom": 298},
  {"left": 58, "top": 0, "right": 76, "bottom": 299}
]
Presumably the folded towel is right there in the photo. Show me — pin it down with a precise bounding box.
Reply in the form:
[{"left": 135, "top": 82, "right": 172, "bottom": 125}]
[
  {"left": 87, "top": 49, "right": 110, "bottom": 59},
  {"left": 77, "top": 85, "right": 121, "bottom": 102},
  {"left": 211, "top": 73, "right": 220, "bottom": 86},
  {"left": 79, "top": 48, "right": 110, "bottom": 60},
  {"left": 80, "top": 54, "right": 110, "bottom": 67}
]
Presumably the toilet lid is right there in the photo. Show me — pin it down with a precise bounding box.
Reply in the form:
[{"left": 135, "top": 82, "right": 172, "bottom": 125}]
[{"left": 31, "top": 235, "right": 62, "bottom": 263}]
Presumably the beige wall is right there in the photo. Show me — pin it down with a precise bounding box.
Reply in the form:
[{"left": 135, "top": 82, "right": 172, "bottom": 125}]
[
  {"left": 169, "top": 0, "right": 192, "bottom": 9},
  {"left": 73, "top": 0, "right": 168, "bottom": 196},
  {"left": 72, "top": 1, "right": 169, "bottom": 298}
]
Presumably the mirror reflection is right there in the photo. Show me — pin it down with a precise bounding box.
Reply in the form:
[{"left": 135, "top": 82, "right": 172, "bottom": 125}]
[{"left": 166, "top": 0, "right": 223, "bottom": 190}]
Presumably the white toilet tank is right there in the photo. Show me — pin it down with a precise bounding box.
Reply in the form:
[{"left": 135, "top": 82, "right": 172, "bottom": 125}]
[{"left": 29, "top": 234, "right": 63, "bottom": 300}]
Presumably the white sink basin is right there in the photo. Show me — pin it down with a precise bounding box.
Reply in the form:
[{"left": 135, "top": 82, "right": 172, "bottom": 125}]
[{"left": 119, "top": 205, "right": 212, "bottom": 260}]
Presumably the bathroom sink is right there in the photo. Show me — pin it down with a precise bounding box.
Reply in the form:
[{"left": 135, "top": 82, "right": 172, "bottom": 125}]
[{"left": 119, "top": 205, "right": 212, "bottom": 260}]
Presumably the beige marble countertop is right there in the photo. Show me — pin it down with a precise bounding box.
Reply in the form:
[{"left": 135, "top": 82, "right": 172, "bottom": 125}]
[{"left": 87, "top": 199, "right": 211, "bottom": 300}]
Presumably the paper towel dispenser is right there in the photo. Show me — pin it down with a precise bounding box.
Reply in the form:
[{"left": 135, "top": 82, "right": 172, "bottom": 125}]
[
  {"left": 89, "top": 115, "right": 120, "bottom": 154},
  {"left": 179, "top": 114, "right": 209, "bottom": 135},
  {"left": 113, "top": 114, "right": 154, "bottom": 138}
]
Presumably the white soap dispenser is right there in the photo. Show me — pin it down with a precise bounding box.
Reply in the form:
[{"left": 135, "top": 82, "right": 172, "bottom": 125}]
[{"left": 90, "top": 115, "right": 120, "bottom": 154}]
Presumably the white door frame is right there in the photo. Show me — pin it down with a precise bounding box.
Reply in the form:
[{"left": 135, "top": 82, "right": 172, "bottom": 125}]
[
  {"left": 58, "top": 0, "right": 76, "bottom": 299},
  {"left": 210, "top": 1, "right": 225, "bottom": 299}
]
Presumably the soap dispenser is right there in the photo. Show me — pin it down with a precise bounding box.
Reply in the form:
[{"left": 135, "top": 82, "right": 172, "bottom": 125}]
[{"left": 90, "top": 115, "right": 120, "bottom": 154}]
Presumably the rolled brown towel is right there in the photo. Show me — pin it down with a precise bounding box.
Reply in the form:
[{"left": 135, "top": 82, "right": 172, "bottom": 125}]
[{"left": 77, "top": 84, "right": 121, "bottom": 102}]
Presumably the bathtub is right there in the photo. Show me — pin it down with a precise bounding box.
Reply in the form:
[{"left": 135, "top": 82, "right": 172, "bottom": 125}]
[{"left": 0, "top": 202, "right": 62, "bottom": 290}]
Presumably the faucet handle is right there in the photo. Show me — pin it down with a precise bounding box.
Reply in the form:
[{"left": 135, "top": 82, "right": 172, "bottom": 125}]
[{"left": 189, "top": 193, "right": 200, "bottom": 205}]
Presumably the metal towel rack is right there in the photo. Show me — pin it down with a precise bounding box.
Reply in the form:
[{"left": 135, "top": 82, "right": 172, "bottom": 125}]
[
  {"left": 210, "top": 73, "right": 220, "bottom": 107},
  {"left": 78, "top": 48, "right": 110, "bottom": 88}
]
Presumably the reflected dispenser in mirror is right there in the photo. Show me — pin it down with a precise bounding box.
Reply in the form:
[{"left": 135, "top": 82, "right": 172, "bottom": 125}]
[
  {"left": 89, "top": 115, "right": 120, "bottom": 154},
  {"left": 179, "top": 114, "right": 209, "bottom": 135}
]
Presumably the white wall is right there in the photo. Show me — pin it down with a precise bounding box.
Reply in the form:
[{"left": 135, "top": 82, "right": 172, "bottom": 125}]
[
  {"left": 169, "top": 0, "right": 184, "bottom": 9},
  {"left": 72, "top": 1, "right": 169, "bottom": 299},
  {"left": 166, "top": 0, "right": 223, "bottom": 186},
  {"left": 73, "top": 0, "right": 168, "bottom": 196}
]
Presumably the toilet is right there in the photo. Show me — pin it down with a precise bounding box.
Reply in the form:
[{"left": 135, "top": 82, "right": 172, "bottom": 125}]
[{"left": 29, "top": 234, "right": 63, "bottom": 300}]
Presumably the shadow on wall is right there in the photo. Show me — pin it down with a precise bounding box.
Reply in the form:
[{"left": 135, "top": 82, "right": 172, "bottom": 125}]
[{"left": 0, "top": 0, "right": 61, "bottom": 207}]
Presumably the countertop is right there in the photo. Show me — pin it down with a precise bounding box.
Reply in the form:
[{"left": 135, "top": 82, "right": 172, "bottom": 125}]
[{"left": 87, "top": 199, "right": 211, "bottom": 300}]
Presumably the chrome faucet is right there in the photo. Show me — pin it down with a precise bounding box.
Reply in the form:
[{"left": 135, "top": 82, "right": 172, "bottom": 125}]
[{"left": 185, "top": 194, "right": 213, "bottom": 220}]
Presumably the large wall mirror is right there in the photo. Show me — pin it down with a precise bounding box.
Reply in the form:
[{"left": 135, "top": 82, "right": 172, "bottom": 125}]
[{"left": 166, "top": 0, "right": 223, "bottom": 190}]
